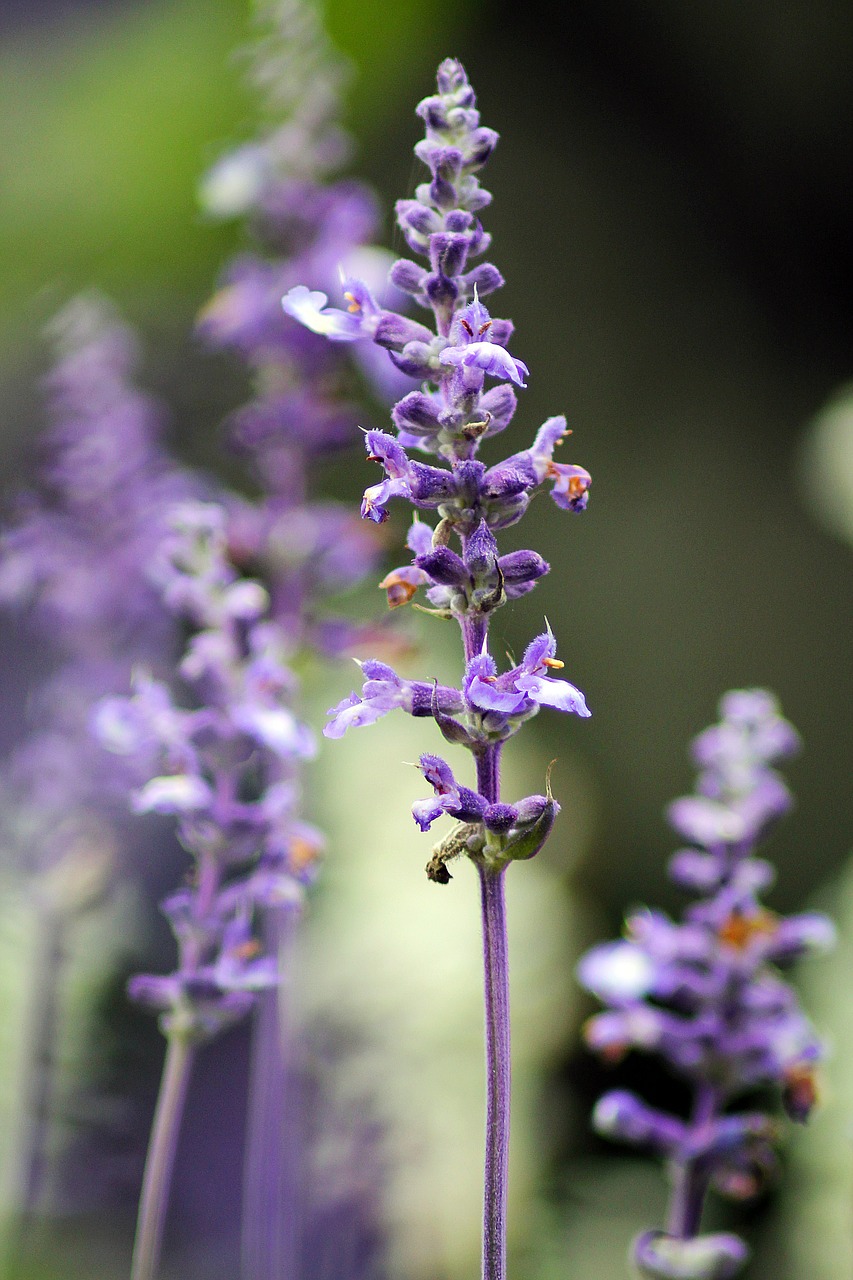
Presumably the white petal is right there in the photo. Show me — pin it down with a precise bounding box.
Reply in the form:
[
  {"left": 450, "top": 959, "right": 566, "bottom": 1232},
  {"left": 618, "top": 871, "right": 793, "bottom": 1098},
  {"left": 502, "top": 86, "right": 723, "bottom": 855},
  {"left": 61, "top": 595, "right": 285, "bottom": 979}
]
[{"left": 577, "top": 941, "right": 655, "bottom": 1002}]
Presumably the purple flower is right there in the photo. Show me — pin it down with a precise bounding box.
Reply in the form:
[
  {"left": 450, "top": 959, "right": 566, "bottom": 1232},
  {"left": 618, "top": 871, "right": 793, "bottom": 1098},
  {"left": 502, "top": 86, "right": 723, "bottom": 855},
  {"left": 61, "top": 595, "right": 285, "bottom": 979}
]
[
  {"left": 577, "top": 691, "right": 832, "bottom": 1269},
  {"left": 282, "top": 280, "right": 381, "bottom": 342},
  {"left": 96, "top": 503, "right": 321, "bottom": 1037},
  {"left": 281, "top": 58, "right": 595, "bottom": 1280},
  {"left": 438, "top": 298, "right": 528, "bottom": 387},
  {"left": 412, "top": 754, "right": 487, "bottom": 830},
  {"left": 324, "top": 660, "right": 464, "bottom": 738},
  {"left": 464, "top": 630, "right": 591, "bottom": 719}
]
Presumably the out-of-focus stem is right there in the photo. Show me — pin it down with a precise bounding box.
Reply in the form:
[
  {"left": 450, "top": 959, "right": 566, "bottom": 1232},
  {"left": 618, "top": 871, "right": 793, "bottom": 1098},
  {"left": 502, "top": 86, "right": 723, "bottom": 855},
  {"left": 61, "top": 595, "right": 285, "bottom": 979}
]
[
  {"left": 130, "top": 1033, "right": 195, "bottom": 1280},
  {"left": 241, "top": 903, "right": 301, "bottom": 1280},
  {"left": 2, "top": 903, "right": 67, "bottom": 1271},
  {"left": 667, "top": 1083, "right": 719, "bottom": 1239}
]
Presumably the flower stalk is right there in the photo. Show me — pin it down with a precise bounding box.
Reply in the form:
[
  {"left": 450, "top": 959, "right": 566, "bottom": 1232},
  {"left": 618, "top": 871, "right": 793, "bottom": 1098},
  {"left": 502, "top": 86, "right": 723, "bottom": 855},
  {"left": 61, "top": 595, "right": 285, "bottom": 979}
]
[
  {"left": 478, "top": 862, "right": 510, "bottom": 1280},
  {"left": 578, "top": 690, "right": 834, "bottom": 1279},
  {"left": 287, "top": 58, "right": 593, "bottom": 1279},
  {"left": 130, "top": 1033, "right": 196, "bottom": 1280}
]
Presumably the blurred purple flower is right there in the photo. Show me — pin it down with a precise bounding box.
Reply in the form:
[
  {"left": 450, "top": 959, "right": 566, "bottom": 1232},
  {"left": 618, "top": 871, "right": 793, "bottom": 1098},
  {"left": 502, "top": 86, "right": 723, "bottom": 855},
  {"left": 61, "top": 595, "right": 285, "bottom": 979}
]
[{"left": 578, "top": 690, "right": 833, "bottom": 1277}]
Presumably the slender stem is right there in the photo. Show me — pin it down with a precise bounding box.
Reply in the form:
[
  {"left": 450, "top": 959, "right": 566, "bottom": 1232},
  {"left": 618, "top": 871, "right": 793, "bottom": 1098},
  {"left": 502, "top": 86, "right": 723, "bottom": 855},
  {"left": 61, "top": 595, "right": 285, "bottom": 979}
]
[
  {"left": 241, "top": 904, "right": 300, "bottom": 1280},
  {"left": 667, "top": 1083, "right": 719, "bottom": 1239},
  {"left": 130, "top": 1033, "right": 195, "bottom": 1280},
  {"left": 462, "top": 609, "right": 511, "bottom": 1280},
  {"left": 15, "top": 904, "right": 66, "bottom": 1220},
  {"left": 477, "top": 858, "right": 510, "bottom": 1280},
  {"left": 2, "top": 904, "right": 66, "bottom": 1273}
]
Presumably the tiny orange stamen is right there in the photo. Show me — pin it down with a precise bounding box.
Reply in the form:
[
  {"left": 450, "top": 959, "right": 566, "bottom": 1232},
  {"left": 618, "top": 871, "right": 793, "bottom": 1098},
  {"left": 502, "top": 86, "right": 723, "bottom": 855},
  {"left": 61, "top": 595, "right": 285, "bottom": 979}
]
[
  {"left": 542, "top": 657, "right": 564, "bottom": 670},
  {"left": 231, "top": 939, "right": 262, "bottom": 961},
  {"left": 291, "top": 835, "right": 320, "bottom": 872},
  {"left": 782, "top": 1062, "right": 820, "bottom": 1120},
  {"left": 344, "top": 291, "right": 361, "bottom": 314},
  {"left": 717, "top": 908, "right": 778, "bottom": 950}
]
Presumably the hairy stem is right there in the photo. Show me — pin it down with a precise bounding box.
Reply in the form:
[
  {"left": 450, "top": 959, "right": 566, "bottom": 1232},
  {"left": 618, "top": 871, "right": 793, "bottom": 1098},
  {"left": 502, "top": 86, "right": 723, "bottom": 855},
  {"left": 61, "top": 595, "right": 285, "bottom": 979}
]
[
  {"left": 130, "top": 1033, "right": 195, "bottom": 1280},
  {"left": 462, "top": 607, "right": 511, "bottom": 1280},
  {"left": 477, "top": 855, "right": 510, "bottom": 1280}
]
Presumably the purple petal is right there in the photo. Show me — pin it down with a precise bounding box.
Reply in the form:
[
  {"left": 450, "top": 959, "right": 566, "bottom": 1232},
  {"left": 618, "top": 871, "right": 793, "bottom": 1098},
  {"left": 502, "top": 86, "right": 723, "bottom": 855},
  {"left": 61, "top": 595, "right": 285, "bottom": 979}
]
[
  {"left": 516, "top": 672, "right": 590, "bottom": 716},
  {"left": 467, "top": 676, "right": 525, "bottom": 713},
  {"left": 412, "top": 797, "right": 446, "bottom": 831}
]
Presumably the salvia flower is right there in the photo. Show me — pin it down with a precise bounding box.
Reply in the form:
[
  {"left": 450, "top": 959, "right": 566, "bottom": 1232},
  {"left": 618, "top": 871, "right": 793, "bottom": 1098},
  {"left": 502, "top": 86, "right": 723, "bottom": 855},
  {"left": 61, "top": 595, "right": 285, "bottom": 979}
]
[
  {"left": 0, "top": 297, "right": 195, "bottom": 1234},
  {"left": 97, "top": 503, "right": 317, "bottom": 1041},
  {"left": 189, "top": 10, "right": 397, "bottom": 1280},
  {"left": 287, "top": 58, "right": 592, "bottom": 1280},
  {"left": 577, "top": 690, "right": 833, "bottom": 1279}
]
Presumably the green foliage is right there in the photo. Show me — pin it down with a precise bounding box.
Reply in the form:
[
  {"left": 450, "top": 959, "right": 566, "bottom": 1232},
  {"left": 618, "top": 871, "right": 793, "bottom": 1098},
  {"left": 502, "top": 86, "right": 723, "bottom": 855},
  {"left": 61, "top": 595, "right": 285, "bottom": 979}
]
[{"left": 0, "top": 0, "right": 467, "bottom": 350}]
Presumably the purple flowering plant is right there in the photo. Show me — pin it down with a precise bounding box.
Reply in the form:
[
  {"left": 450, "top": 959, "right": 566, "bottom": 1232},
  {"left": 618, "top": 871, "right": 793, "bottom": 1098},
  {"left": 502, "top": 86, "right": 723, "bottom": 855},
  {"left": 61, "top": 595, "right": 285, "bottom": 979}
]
[
  {"left": 286, "top": 57, "right": 592, "bottom": 1280},
  {"left": 0, "top": 8, "right": 838, "bottom": 1279},
  {"left": 0, "top": 295, "right": 195, "bottom": 1235},
  {"left": 578, "top": 691, "right": 834, "bottom": 1279},
  {"left": 96, "top": 501, "right": 322, "bottom": 1280},
  {"left": 85, "top": 3, "right": 398, "bottom": 1278}
]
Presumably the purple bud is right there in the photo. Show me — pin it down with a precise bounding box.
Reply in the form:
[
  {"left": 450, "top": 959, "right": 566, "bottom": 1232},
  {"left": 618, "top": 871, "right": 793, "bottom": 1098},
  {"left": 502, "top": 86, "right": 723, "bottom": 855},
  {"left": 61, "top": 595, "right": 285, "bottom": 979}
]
[
  {"left": 408, "top": 461, "right": 457, "bottom": 505},
  {"left": 445, "top": 209, "right": 473, "bottom": 232},
  {"left": 593, "top": 1091, "right": 685, "bottom": 1154},
  {"left": 483, "top": 804, "right": 517, "bottom": 833},
  {"left": 497, "top": 550, "right": 549, "bottom": 587},
  {"left": 396, "top": 200, "right": 441, "bottom": 236},
  {"left": 429, "top": 233, "right": 470, "bottom": 278},
  {"left": 390, "top": 258, "right": 428, "bottom": 296},
  {"left": 374, "top": 312, "right": 434, "bottom": 349},
  {"left": 464, "top": 519, "right": 499, "bottom": 578},
  {"left": 461, "top": 263, "right": 504, "bottom": 297},
  {"left": 632, "top": 1231, "right": 749, "bottom": 1280},
  {"left": 434, "top": 58, "right": 474, "bottom": 101},
  {"left": 393, "top": 391, "right": 442, "bottom": 438},
  {"left": 769, "top": 913, "right": 836, "bottom": 963},
  {"left": 668, "top": 849, "right": 724, "bottom": 891},
  {"left": 425, "top": 273, "right": 459, "bottom": 311},
  {"left": 388, "top": 342, "right": 435, "bottom": 378},
  {"left": 478, "top": 384, "right": 517, "bottom": 434},
  {"left": 416, "top": 545, "right": 468, "bottom": 587},
  {"left": 486, "top": 317, "right": 513, "bottom": 346}
]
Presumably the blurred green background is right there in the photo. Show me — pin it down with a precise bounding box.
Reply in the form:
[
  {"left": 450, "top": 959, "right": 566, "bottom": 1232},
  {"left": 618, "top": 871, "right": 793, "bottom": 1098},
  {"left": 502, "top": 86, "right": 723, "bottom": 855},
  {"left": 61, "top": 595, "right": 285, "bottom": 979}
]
[{"left": 2, "top": 0, "right": 853, "bottom": 1276}]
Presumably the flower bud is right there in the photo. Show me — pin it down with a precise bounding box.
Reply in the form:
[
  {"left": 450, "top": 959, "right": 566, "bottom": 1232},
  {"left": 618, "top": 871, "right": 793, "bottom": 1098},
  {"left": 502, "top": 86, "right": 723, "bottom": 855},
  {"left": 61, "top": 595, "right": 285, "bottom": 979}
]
[{"left": 632, "top": 1231, "right": 749, "bottom": 1280}]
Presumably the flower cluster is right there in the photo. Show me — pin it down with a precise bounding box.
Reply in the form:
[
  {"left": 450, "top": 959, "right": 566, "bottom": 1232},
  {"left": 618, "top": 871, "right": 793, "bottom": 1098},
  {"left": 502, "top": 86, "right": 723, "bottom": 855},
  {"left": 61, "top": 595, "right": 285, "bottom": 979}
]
[
  {"left": 578, "top": 690, "right": 834, "bottom": 1279},
  {"left": 328, "top": 626, "right": 588, "bottom": 745},
  {"left": 285, "top": 56, "right": 592, "bottom": 1280},
  {"left": 91, "top": 8, "right": 399, "bottom": 1276},
  {"left": 196, "top": 0, "right": 392, "bottom": 660},
  {"left": 97, "top": 503, "right": 319, "bottom": 1039},
  {"left": 286, "top": 59, "right": 592, "bottom": 870},
  {"left": 0, "top": 295, "right": 193, "bottom": 856}
]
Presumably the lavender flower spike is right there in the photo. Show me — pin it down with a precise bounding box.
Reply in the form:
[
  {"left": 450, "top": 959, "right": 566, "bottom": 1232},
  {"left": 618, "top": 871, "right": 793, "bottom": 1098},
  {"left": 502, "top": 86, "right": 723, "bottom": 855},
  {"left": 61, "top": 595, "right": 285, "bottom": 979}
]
[
  {"left": 288, "top": 58, "right": 592, "bottom": 1280},
  {"left": 578, "top": 690, "right": 834, "bottom": 1278},
  {"left": 98, "top": 504, "right": 319, "bottom": 1280}
]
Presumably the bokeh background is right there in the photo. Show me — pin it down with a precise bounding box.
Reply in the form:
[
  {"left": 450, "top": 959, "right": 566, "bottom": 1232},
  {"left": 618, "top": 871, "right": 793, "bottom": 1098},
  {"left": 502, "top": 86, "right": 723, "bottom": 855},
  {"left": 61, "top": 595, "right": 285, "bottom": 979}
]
[{"left": 2, "top": 0, "right": 853, "bottom": 1276}]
